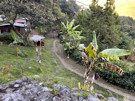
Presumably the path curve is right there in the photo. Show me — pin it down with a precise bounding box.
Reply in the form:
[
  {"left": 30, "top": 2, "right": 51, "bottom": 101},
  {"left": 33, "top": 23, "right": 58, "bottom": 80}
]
[{"left": 52, "top": 39, "right": 135, "bottom": 101}]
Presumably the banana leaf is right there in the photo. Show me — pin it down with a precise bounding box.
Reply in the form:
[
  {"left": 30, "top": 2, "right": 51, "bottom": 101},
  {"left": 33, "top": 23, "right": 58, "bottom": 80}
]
[
  {"left": 99, "top": 48, "right": 131, "bottom": 61},
  {"left": 85, "top": 43, "right": 96, "bottom": 58},
  {"left": 73, "top": 25, "right": 80, "bottom": 30},
  {"left": 69, "top": 19, "right": 75, "bottom": 29},
  {"left": 92, "top": 31, "right": 98, "bottom": 51},
  {"left": 11, "top": 30, "right": 17, "bottom": 41}
]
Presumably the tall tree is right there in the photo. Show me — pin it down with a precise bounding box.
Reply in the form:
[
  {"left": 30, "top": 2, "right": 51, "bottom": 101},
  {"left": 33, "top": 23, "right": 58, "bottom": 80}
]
[
  {"left": 0, "top": 0, "right": 67, "bottom": 42},
  {"left": 59, "top": 0, "right": 80, "bottom": 20},
  {"left": 77, "top": 0, "right": 123, "bottom": 50}
]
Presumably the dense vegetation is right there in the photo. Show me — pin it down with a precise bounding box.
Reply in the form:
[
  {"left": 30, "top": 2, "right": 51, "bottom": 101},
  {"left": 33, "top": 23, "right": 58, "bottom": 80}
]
[
  {"left": 0, "top": 0, "right": 80, "bottom": 43},
  {"left": 0, "top": 0, "right": 135, "bottom": 99},
  {"left": 59, "top": 0, "right": 135, "bottom": 93},
  {"left": 97, "top": 68, "right": 135, "bottom": 92}
]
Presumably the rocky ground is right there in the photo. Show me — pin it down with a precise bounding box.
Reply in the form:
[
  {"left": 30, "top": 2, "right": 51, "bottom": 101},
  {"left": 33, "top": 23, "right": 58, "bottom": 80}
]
[{"left": 0, "top": 77, "right": 120, "bottom": 101}]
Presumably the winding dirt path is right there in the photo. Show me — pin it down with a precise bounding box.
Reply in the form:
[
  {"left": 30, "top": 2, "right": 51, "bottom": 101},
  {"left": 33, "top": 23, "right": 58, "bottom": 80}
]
[{"left": 52, "top": 39, "right": 135, "bottom": 101}]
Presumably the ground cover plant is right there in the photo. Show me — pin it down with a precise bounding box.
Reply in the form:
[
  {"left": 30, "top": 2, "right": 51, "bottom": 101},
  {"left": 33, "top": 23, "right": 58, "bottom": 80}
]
[
  {"left": 0, "top": 37, "right": 125, "bottom": 100},
  {"left": 0, "top": 38, "right": 83, "bottom": 87}
]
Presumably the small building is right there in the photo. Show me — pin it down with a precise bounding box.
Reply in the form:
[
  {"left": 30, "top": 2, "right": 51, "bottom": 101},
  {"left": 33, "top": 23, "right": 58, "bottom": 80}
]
[
  {"left": 15, "top": 18, "right": 28, "bottom": 26},
  {"left": 0, "top": 17, "right": 29, "bottom": 35},
  {"left": 0, "top": 23, "right": 25, "bottom": 35}
]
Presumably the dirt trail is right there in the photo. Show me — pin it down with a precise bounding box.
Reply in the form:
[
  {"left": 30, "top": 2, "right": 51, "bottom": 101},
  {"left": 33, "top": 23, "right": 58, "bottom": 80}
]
[{"left": 52, "top": 39, "right": 135, "bottom": 101}]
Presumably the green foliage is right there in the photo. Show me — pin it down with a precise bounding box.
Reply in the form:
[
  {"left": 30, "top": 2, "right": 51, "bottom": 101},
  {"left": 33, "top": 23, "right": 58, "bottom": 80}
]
[
  {"left": 92, "top": 31, "right": 98, "bottom": 51},
  {"left": 83, "top": 92, "right": 89, "bottom": 99},
  {"left": 18, "top": 48, "right": 28, "bottom": 57},
  {"left": 110, "top": 60, "right": 131, "bottom": 71},
  {"left": 99, "top": 48, "right": 131, "bottom": 61},
  {"left": 50, "top": 88, "right": 59, "bottom": 96},
  {"left": 0, "top": 38, "right": 84, "bottom": 89},
  {"left": 76, "top": 0, "right": 125, "bottom": 50},
  {"left": 78, "top": 82, "right": 90, "bottom": 92},
  {"left": 97, "top": 68, "right": 135, "bottom": 92},
  {"left": 10, "top": 30, "right": 24, "bottom": 44},
  {"left": 36, "top": 27, "right": 47, "bottom": 35},
  {"left": 59, "top": 0, "right": 80, "bottom": 20},
  {"left": 71, "top": 50, "right": 82, "bottom": 63},
  {"left": 118, "top": 33, "right": 135, "bottom": 50},
  {"left": 0, "top": 33, "right": 13, "bottom": 44},
  {"left": 54, "top": 79, "right": 59, "bottom": 84},
  {"left": 1, "top": 64, "right": 14, "bottom": 75},
  {"left": 64, "top": 42, "right": 73, "bottom": 51},
  {"left": 61, "top": 19, "right": 80, "bottom": 35},
  {"left": 61, "top": 19, "right": 83, "bottom": 57},
  {"left": 0, "top": 0, "right": 74, "bottom": 35}
]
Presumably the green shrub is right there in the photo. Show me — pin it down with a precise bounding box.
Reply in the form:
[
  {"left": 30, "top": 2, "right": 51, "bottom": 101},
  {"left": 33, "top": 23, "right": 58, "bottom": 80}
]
[
  {"left": 97, "top": 68, "right": 135, "bottom": 92},
  {"left": 83, "top": 92, "right": 89, "bottom": 99},
  {"left": 54, "top": 79, "right": 59, "bottom": 84},
  {"left": 110, "top": 60, "right": 130, "bottom": 71},
  {"left": 0, "top": 33, "right": 13, "bottom": 43},
  {"left": 18, "top": 49, "right": 28, "bottom": 57},
  {"left": 71, "top": 50, "right": 82, "bottom": 63}
]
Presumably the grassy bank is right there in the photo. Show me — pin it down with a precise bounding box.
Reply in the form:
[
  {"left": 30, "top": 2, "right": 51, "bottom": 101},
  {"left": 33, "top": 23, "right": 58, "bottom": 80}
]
[
  {"left": 0, "top": 38, "right": 125, "bottom": 100},
  {"left": 0, "top": 38, "right": 82, "bottom": 87}
]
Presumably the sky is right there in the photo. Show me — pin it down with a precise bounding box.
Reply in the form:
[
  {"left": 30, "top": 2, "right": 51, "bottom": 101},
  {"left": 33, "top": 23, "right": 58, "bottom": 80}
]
[
  {"left": 76, "top": 0, "right": 129, "bottom": 8},
  {"left": 76, "top": 0, "right": 106, "bottom": 8}
]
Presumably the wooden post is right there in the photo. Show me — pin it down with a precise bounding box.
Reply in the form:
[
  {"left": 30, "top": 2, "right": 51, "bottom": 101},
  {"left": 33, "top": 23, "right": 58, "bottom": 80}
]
[
  {"left": 36, "top": 43, "right": 40, "bottom": 70},
  {"left": 30, "top": 35, "right": 45, "bottom": 70},
  {"left": 38, "top": 40, "right": 42, "bottom": 70}
]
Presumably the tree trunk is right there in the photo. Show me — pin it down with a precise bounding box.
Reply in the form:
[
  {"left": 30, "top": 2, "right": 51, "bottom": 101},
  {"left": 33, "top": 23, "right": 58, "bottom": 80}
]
[
  {"left": 90, "top": 73, "right": 95, "bottom": 91},
  {"left": 83, "top": 59, "right": 94, "bottom": 85},
  {"left": 10, "top": 23, "right": 24, "bottom": 40}
]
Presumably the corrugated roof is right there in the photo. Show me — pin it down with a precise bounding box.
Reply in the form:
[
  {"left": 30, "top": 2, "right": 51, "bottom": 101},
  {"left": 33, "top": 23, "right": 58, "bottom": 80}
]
[
  {"left": 15, "top": 19, "right": 26, "bottom": 23},
  {"left": 14, "top": 23, "right": 27, "bottom": 27},
  {"left": 30, "top": 35, "right": 45, "bottom": 42},
  {"left": 0, "top": 23, "right": 26, "bottom": 27}
]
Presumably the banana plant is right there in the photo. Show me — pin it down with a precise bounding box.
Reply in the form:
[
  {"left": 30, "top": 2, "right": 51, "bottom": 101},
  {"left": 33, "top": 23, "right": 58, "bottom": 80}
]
[
  {"left": 10, "top": 30, "right": 23, "bottom": 56},
  {"left": 82, "top": 31, "right": 131, "bottom": 87},
  {"left": 69, "top": 29, "right": 84, "bottom": 47},
  {"left": 61, "top": 19, "right": 80, "bottom": 42},
  {"left": 64, "top": 42, "right": 74, "bottom": 58}
]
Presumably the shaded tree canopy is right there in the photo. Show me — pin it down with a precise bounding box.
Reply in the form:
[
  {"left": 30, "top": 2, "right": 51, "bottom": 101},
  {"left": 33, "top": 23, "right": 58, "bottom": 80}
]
[
  {"left": 59, "top": 0, "right": 80, "bottom": 20},
  {"left": 76, "top": 0, "right": 134, "bottom": 50}
]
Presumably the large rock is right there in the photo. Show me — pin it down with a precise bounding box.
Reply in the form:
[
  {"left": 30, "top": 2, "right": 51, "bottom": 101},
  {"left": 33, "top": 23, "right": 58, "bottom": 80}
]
[
  {"left": 21, "top": 76, "right": 28, "bottom": 82},
  {"left": 53, "top": 84, "right": 70, "bottom": 97},
  {"left": 53, "top": 84, "right": 69, "bottom": 91},
  {"left": 87, "top": 94, "right": 100, "bottom": 101},
  {"left": 1, "top": 93, "right": 26, "bottom": 101},
  {"left": 59, "top": 89, "right": 71, "bottom": 97},
  {"left": 37, "top": 92, "right": 53, "bottom": 101},
  {"left": 94, "top": 93, "right": 104, "bottom": 99},
  {"left": 53, "top": 96, "right": 71, "bottom": 101},
  {"left": 0, "top": 77, "right": 105, "bottom": 101},
  {"left": 0, "top": 84, "right": 9, "bottom": 93},
  {"left": 72, "top": 88, "right": 78, "bottom": 92},
  {"left": 107, "top": 97, "right": 118, "bottom": 101},
  {"left": 43, "top": 87, "right": 52, "bottom": 92}
]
